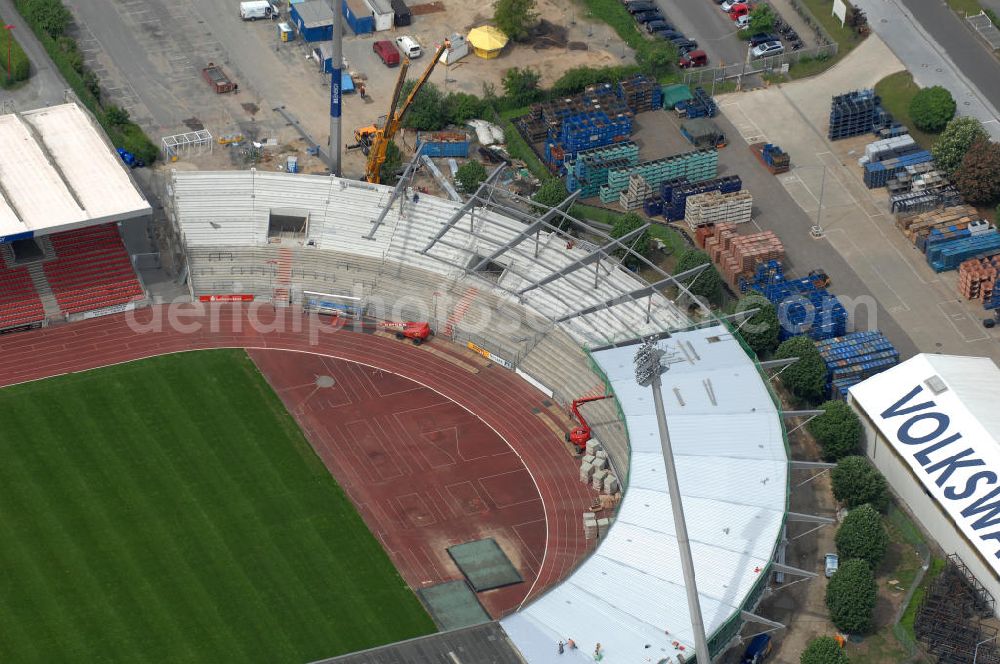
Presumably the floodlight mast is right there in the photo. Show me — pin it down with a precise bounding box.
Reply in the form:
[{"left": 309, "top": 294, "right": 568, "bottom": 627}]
[{"left": 634, "top": 338, "right": 711, "bottom": 664}]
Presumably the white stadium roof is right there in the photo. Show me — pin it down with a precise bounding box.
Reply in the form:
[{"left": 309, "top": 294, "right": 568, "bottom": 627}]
[
  {"left": 850, "top": 354, "right": 1000, "bottom": 577},
  {"left": 503, "top": 326, "right": 788, "bottom": 663},
  {"left": 0, "top": 103, "right": 150, "bottom": 241}
]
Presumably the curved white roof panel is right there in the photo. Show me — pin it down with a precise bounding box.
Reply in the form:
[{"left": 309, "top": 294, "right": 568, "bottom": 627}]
[
  {"left": 0, "top": 103, "right": 149, "bottom": 241},
  {"left": 503, "top": 325, "right": 788, "bottom": 664}
]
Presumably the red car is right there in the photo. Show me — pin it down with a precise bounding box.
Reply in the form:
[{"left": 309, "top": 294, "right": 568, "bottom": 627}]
[
  {"left": 678, "top": 50, "right": 708, "bottom": 68},
  {"left": 729, "top": 3, "right": 751, "bottom": 19},
  {"left": 373, "top": 40, "right": 400, "bottom": 67}
]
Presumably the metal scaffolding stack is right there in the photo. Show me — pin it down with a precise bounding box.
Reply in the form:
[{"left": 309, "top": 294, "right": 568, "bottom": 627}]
[{"left": 915, "top": 554, "right": 999, "bottom": 664}]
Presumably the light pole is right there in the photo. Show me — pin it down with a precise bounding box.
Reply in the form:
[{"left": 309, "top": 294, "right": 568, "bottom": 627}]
[
  {"left": 634, "top": 339, "right": 711, "bottom": 664},
  {"left": 973, "top": 634, "right": 998, "bottom": 663},
  {"left": 4, "top": 25, "right": 14, "bottom": 83},
  {"left": 811, "top": 165, "right": 827, "bottom": 238}
]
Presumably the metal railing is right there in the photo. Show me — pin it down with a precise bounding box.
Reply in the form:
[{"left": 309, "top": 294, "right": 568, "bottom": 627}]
[{"left": 683, "top": 43, "right": 839, "bottom": 85}]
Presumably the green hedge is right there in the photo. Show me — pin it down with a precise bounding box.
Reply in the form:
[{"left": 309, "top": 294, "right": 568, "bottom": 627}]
[
  {"left": 13, "top": 0, "right": 158, "bottom": 164},
  {"left": 0, "top": 17, "right": 31, "bottom": 87}
]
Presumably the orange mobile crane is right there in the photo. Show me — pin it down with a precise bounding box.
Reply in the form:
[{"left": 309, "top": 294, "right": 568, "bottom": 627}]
[{"left": 356, "top": 40, "right": 449, "bottom": 184}]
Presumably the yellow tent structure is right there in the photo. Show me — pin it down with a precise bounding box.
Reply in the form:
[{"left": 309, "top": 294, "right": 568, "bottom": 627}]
[{"left": 467, "top": 25, "right": 508, "bottom": 59}]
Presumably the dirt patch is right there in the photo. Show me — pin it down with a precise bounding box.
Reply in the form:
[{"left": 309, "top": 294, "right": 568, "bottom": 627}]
[
  {"left": 183, "top": 117, "right": 205, "bottom": 131},
  {"left": 410, "top": 1, "right": 446, "bottom": 15},
  {"left": 530, "top": 19, "right": 569, "bottom": 50},
  {"left": 241, "top": 102, "right": 260, "bottom": 115}
]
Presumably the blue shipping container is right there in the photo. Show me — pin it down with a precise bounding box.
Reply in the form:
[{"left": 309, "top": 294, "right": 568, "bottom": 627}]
[
  {"left": 417, "top": 133, "right": 470, "bottom": 158},
  {"left": 343, "top": 0, "right": 374, "bottom": 35},
  {"left": 290, "top": 1, "right": 335, "bottom": 41}
]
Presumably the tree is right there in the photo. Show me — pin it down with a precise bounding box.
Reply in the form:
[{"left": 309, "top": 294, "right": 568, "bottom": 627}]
[
  {"left": 501, "top": 67, "right": 542, "bottom": 107},
  {"left": 455, "top": 160, "right": 487, "bottom": 192},
  {"left": 826, "top": 559, "right": 877, "bottom": 633},
  {"left": 21, "top": 0, "right": 72, "bottom": 38},
  {"left": 380, "top": 140, "right": 402, "bottom": 184},
  {"left": 931, "top": 116, "right": 988, "bottom": 175},
  {"left": 808, "top": 400, "right": 862, "bottom": 461},
  {"left": 493, "top": 0, "right": 537, "bottom": 42},
  {"left": 734, "top": 296, "right": 780, "bottom": 356},
  {"left": 774, "top": 336, "right": 827, "bottom": 404},
  {"left": 954, "top": 140, "right": 1000, "bottom": 205},
  {"left": 611, "top": 212, "right": 651, "bottom": 267},
  {"left": 747, "top": 4, "right": 776, "bottom": 33},
  {"left": 636, "top": 41, "right": 677, "bottom": 77},
  {"left": 836, "top": 504, "right": 888, "bottom": 569},
  {"left": 909, "top": 86, "right": 956, "bottom": 133},
  {"left": 534, "top": 179, "right": 571, "bottom": 230},
  {"left": 442, "top": 92, "right": 484, "bottom": 125},
  {"left": 831, "top": 455, "right": 889, "bottom": 511},
  {"left": 675, "top": 249, "right": 723, "bottom": 304},
  {"left": 399, "top": 80, "right": 447, "bottom": 131},
  {"left": 104, "top": 105, "right": 131, "bottom": 128},
  {"left": 801, "top": 636, "right": 850, "bottom": 664}
]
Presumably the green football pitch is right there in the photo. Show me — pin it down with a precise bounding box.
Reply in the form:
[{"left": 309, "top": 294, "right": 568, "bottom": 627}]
[{"left": 0, "top": 350, "right": 435, "bottom": 663}]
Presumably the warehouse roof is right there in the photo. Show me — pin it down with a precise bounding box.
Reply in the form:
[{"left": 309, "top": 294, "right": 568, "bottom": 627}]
[
  {"left": 0, "top": 103, "right": 149, "bottom": 241},
  {"left": 850, "top": 354, "right": 1000, "bottom": 574},
  {"left": 502, "top": 326, "right": 788, "bottom": 664}
]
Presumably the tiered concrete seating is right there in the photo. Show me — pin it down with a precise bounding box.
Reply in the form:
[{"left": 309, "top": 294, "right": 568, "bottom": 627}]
[
  {"left": 0, "top": 261, "right": 45, "bottom": 329},
  {"left": 44, "top": 224, "right": 144, "bottom": 315}
]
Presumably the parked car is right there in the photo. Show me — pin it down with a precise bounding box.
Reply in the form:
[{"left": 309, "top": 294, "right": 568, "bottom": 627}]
[
  {"left": 671, "top": 37, "right": 699, "bottom": 51},
  {"left": 736, "top": 13, "right": 750, "bottom": 28},
  {"left": 653, "top": 28, "right": 684, "bottom": 40},
  {"left": 373, "top": 40, "right": 401, "bottom": 67},
  {"left": 729, "top": 2, "right": 752, "bottom": 19},
  {"left": 752, "top": 40, "right": 784, "bottom": 57},
  {"left": 678, "top": 49, "right": 708, "bottom": 68},
  {"left": 720, "top": 0, "right": 739, "bottom": 11},
  {"left": 645, "top": 19, "right": 672, "bottom": 32},
  {"left": 395, "top": 35, "right": 422, "bottom": 58},
  {"left": 741, "top": 634, "right": 773, "bottom": 664},
  {"left": 825, "top": 553, "right": 839, "bottom": 578},
  {"left": 635, "top": 10, "right": 664, "bottom": 23},
  {"left": 627, "top": 1, "right": 657, "bottom": 12},
  {"left": 749, "top": 32, "right": 780, "bottom": 46}
]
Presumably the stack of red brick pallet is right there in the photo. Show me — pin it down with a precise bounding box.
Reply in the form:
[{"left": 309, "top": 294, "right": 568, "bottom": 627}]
[
  {"left": 895, "top": 205, "right": 978, "bottom": 246},
  {"left": 958, "top": 254, "right": 1000, "bottom": 300},
  {"left": 699, "top": 224, "right": 785, "bottom": 291}
]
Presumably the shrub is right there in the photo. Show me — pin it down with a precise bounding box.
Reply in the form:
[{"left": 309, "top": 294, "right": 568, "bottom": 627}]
[
  {"left": 734, "top": 296, "right": 780, "bottom": 356},
  {"left": 16, "top": 0, "right": 71, "bottom": 37},
  {"left": 551, "top": 65, "right": 639, "bottom": 95},
  {"left": 908, "top": 86, "right": 955, "bottom": 133},
  {"left": 534, "top": 178, "right": 568, "bottom": 207},
  {"left": 379, "top": 140, "right": 402, "bottom": 184},
  {"left": 120, "top": 123, "right": 158, "bottom": 165},
  {"left": 774, "top": 336, "right": 827, "bottom": 404},
  {"left": 954, "top": 140, "right": 1000, "bottom": 205},
  {"left": 801, "top": 636, "right": 850, "bottom": 664},
  {"left": 442, "top": 92, "right": 485, "bottom": 125},
  {"left": 399, "top": 80, "right": 447, "bottom": 131},
  {"left": 831, "top": 455, "right": 888, "bottom": 511},
  {"left": 808, "top": 400, "right": 862, "bottom": 461},
  {"left": 931, "top": 116, "right": 988, "bottom": 175},
  {"left": 747, "top": 4, "right": 776, "bottom": 34},
  {"left": 835, "top": 504, "right": 888, "bottom": 569},
  {"left": 0, "top": 23, "right": 30, "bottom": 87},
  {"left": 493, "top": 0, "right": 537, "bottom": 42},
  {"left": 674, "top": 249, "right": 722, "bottom": 304},
  {"left": 635, "top": 40, "right": 677, "bottom": 77},
  {"left": 456, "top": 160, "right": 488, "bottom": 192},
  {"left": 826, "top": 559, "right": 877, "bottom": 633},
  {"left": 611, "top": 212, "right": 651, "bottom": 266},
  {"left": 501, "top": 67, "right": 542, "bottom": 107}
]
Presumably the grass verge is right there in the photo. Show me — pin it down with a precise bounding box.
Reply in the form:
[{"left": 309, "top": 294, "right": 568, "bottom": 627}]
[
  {"left": 785, "top": 0, "right": 864, "bottom": 79},
  {"left": 946, "top": 0, "right": 985, "bottom": 15},
  {"left": 0, "top": 350, "right": 436, "bottom": 662},
  {"left": 0, "top": 13, "right": 30, "bottom": 88},
  {"left": 874, "top": 71, "right": 938, "bottom": 149},
  {"left": 898, "top": 557, "right": 946, "bottom": 643}
]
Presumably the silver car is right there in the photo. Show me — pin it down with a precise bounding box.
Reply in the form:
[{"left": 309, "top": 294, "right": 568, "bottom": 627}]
[{"left": 752, "top": 41, "right": 785, "bottom": 58}]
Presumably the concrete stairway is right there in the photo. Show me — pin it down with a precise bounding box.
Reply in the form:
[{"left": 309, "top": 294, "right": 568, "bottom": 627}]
[{"left": 26, "top": 263, "right": 61, "bottom": 319}]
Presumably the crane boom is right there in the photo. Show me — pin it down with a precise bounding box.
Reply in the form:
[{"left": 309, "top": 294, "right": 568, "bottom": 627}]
[{"left": 364, "top": 40, "right": 449, "bottom": 184}]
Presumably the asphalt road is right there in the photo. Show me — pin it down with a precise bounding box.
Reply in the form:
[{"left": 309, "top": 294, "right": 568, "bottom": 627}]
[
  {"left": 0, "top": 0, "right": 68, "bottom": 110},
  {"left": 900, "top": 0, "right": 1000, "bottom": 113},
  {"left": 652, "top": 0, "right": 747, "bottom": 67}
]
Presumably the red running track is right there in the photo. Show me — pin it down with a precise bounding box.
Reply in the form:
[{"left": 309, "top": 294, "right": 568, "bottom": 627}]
[
  {"left": 0, "top": 305, "right": 594, "bottom": 608},
  {"left": 249, "top": 350, "right": 547, "bottom": 617}
]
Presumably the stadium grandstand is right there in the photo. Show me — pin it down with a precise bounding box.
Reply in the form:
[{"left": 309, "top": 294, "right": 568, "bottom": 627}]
[
  {"left": 168, "top": 165, "right": 790, "bottom": 663},
  {"left": 0, "top": 103, "right": 150, "bottom": 331}
]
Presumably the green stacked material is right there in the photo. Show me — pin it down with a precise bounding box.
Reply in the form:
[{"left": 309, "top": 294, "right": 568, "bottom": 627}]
[
  {"left": 564, "top": 141, "right": 641, "bottom": 199},
  {"left": 599, "top": 149, "right": 718, "bottom": 204},
  {"left": 661, "top": 84, "right": 693, "bottom": 110}
]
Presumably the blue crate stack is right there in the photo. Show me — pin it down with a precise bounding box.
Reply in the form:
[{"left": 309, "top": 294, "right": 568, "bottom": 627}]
[
  {"left": 564, "top": 142, "right": 640, "bottom": 198},
  {"left": 756, "top": 276, "right": 848, "bottom": 341},
  {"left": 616, "top": 74, "right": 663, "bottom": 113},
  {"left": 737, "top": 259, "right": 784, "bottom": 293},
  {"left": 816, "top": 331, "right": 899, "bottom": 399},
  {"left": 829, "top": 89, "right": 880, "bottom": 140},
  {"left": 662, "top": 175, "right": 742, "bottom": 221},
  {"left": 544, "top": 110, "right": 633, "bottom": 170},
  {"left": 863, "top": 151, "right": 933, "bottom": 188},
  {"left": 925, "top": 230, "right": 1000, "bottom": 272},
  {"left": 676, "top": 87, "right": 718, "bottom": 119}
]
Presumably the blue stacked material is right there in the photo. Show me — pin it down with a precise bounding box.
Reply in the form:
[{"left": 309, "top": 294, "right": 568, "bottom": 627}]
[
  {"left": 756, "top": 276, "right": 848, "bottom": 341},
  {"left": 416, "top": 132, "right": 471, "bottom": 158},
  {"left": 659, "top": 177, "right": 689, "bottom": 202},
  {"left": 564, "top": 141, "right": 640, "bottom": 197},
  {"left": 644, "top": 198, "right": 664, "bottom": 216},
  {"left": 662, "top": 175, "right": 742, "bottom": 221},
  {"left": 617, "top": 74, "right": 663, "bottom": 113},
  {"left": 676, "top": 87, "right": 718, "bottom": 119},
  {"left": 916, "top": 227, "right": 972, "bottom": 254},
  {"left": 546, "top": 110, "right": 633, "bottom": 159},
  {"left": 926, "top": 230, "right": 1000, "bottom": 272},
  {"left": 875, "top": 123, "right": 909, "bottom": 139},
  {"left": 737, "top": 259, "right": 784, "bottom": 293},
  {"left": 829, "top": 89, "right": 881, "bottom": 140},
  {"left": 985, "top": 293, "right": 1000, "bottom": 310},
  {"left": 816, "top": 331, "right": 899, "bottom": 399},
  {"left": 863, "top": 150, "right": 933, "bottom": 188}
]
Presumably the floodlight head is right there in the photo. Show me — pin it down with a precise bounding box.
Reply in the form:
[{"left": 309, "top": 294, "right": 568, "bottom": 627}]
[{"left": 634, "top": 339, "right": 666, "bottom": 387}]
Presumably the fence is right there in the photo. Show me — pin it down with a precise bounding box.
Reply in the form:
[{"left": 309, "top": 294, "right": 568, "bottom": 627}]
[
  {"left": 786, "top": 0, "right": 838, "bottom": 46},
  {"left": 683, "top": 43, "right": 839, "bottom": 86},
  {"left": 967, "top": 11, "right": 1000, "bottom": 50}
]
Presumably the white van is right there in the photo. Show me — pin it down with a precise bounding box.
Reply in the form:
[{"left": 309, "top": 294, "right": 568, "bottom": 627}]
[
  {"left": 240, "top": 1, "right": 275, "bottom": 20},
  {"left": 395, "top": 35, "right": 422, "bottom": 58}
]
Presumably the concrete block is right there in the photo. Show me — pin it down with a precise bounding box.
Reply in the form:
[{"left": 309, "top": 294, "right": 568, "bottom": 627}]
[
  {"left": 579, "top": 462, "right": 594, "bottom": 483},
  {"left": 592, "top": 469, "right": 608, "bottom": 490},
  {"left": 595, "top": 450, "right": 608, "bottom": 460},
  {"left": 591, "top": 457, "right": 608, "bottom": 471},
  {"left": 603, "top": 475, "right": 619, "bottom": 495},
  {"left": 581, "top": 454, "right": 596, "bottom": 465},
  {"left": 585, "top": 439, "right": 603, "bottom": 456}
]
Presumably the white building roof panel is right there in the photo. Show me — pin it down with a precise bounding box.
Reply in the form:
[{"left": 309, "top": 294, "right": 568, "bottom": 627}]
[{"left": 849, "top": 353, "right": 1000, "bottom": 577}]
